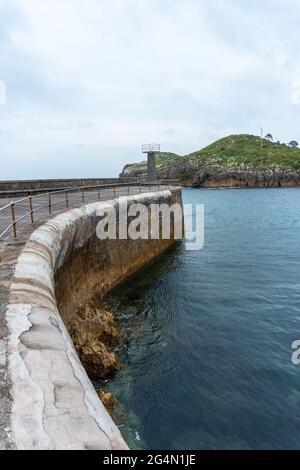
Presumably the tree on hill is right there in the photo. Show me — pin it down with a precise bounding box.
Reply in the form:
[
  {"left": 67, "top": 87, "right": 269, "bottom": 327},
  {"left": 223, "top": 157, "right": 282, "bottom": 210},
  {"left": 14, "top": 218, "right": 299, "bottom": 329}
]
[
  {"left": 265, "top": 133, "right": 273, "bottom": 141},
  {"left": 288, "top": 141, "right": 299, "bottom": 148}
]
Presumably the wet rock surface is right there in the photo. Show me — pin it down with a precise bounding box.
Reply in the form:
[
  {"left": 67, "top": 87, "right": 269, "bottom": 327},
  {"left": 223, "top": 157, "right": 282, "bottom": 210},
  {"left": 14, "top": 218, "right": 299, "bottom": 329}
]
[
  {"left": 70, "top": 305, "right": 121, "bottom": 379},
  {"left": 97, "top": 390, "right": 117, "bottom": 416}
]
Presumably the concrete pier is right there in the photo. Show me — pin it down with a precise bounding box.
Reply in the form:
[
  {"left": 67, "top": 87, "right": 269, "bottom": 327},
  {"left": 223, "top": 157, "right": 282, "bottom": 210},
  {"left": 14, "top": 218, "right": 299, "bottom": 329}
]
[{"left": 0, "top": 187, "right": 182, "bottom": 450}]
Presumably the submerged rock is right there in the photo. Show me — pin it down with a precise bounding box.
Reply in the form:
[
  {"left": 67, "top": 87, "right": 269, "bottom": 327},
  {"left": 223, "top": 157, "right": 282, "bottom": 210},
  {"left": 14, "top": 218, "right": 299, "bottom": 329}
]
[
  {"left": 69, "top": 304, "right": 121, "bottom": 380},
  {"left": 97, "top": 390, "right": 117, "bottom": 415},
  {"left": 79, "top": 341, "right": 121, "bottom": 379}
]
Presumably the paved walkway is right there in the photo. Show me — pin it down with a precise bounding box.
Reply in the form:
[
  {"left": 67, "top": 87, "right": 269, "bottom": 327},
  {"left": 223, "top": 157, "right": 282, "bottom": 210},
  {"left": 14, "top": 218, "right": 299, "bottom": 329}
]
[{"left": 1, "top": 185, "right": 167, "bottom": 244}]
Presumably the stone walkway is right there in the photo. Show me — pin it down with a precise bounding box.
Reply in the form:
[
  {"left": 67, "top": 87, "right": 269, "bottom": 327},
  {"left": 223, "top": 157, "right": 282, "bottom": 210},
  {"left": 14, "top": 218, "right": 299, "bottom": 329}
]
[{"left": 0, "top": 185, "right": 164, "bottom": 244}]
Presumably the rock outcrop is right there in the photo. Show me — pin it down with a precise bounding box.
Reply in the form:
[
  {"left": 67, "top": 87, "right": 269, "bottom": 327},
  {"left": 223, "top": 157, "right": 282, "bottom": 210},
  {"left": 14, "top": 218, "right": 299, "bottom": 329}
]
[
  {"left": 69, "top": 305, "right": 120, "bottom": 380},
  {"left": 120, "top": 134, "right": 300, "bottom": 188},
  {"left": 191, "top": 166, "right": 300, "bottom": 188},
  {"left": 97, "top": 390, "right": 117, "bottom": 416},
  {"left": 121, "top": 161, "right": 300, "bottom": 188}
]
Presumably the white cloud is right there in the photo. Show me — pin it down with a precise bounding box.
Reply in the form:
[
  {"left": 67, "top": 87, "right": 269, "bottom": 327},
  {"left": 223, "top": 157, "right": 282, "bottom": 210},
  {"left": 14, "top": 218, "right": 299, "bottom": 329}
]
[
  {"left": 0, "top": 0, "right": 300, "bottom": 178},
  {"left": 291, "top": 80, "right": 300, "bottom": 105}
]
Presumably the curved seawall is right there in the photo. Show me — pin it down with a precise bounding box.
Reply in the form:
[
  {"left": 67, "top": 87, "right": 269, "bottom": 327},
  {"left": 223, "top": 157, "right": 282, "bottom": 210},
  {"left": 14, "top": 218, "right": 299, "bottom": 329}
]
[{"left": 1, "top": 189, "right": 182, "bottom": 450}]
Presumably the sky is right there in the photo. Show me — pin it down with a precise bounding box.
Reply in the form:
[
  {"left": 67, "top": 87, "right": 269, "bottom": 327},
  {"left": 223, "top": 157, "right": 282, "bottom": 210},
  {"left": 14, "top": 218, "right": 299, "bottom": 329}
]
[{"left": 0, "top": 0, "right": 300, "bottom": 180}]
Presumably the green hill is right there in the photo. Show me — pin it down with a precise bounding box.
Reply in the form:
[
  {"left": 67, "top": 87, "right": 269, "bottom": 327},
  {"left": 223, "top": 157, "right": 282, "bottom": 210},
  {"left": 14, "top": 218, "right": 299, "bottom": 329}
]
[
  {"left": 157, "top": 134, "right": 300, "bottom": 169},
  {"left": 124, "top": 134, "right": 300, "bottom": 174},
  {"left": 185, "top": 134, "right": 300, "bottom": 170},
  {"left": 121, "top": 134, "right": 300, "bottom": 187}
]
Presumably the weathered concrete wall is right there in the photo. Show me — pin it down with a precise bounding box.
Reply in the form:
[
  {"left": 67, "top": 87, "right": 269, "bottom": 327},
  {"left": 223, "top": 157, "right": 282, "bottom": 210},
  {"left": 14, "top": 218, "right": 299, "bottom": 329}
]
[
  {"left": 2, "top": 189, "right": 182, "bottom": 450},
  {"left": 55, "top": 190, "right": 182, "bottom": 323}
]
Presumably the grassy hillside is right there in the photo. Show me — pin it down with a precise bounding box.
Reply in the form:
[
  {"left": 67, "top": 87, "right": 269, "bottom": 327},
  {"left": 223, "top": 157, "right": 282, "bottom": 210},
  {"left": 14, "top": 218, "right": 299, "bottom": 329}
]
[
  {"left": 186, "top": 134, "right": 300, "bottom": 170},
  {"left": 126, "top": 135, "right": 300, "bottom": 171}
]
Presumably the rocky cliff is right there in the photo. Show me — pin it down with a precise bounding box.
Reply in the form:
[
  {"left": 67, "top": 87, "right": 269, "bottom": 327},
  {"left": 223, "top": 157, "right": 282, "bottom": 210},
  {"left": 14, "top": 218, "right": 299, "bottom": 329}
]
[{"left": 120, "top": 134, "right": 300, "bottom": 188}]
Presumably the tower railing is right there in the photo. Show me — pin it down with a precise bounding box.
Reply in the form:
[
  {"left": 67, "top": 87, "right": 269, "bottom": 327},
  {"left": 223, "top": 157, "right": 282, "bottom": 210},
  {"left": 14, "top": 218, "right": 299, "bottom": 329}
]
[{"left": 142, "top": 144, "right": 160, "bottom": 153}]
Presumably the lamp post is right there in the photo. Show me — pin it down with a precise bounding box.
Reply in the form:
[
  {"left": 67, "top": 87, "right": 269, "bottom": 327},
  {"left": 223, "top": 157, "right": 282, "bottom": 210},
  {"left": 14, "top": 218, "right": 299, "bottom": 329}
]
[{"left": 259, "top": 128, "right": 263, "bottom": 149}]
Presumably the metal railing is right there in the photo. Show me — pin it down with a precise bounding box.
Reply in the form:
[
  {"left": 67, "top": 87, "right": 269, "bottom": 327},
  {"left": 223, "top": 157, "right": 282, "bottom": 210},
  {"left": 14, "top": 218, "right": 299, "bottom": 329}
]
[
  {"left": 0, "top": 180, "right": 180, "bottom": 241},
  {"left": 142, "top": 144, "right": 160, "bottom": 154}
]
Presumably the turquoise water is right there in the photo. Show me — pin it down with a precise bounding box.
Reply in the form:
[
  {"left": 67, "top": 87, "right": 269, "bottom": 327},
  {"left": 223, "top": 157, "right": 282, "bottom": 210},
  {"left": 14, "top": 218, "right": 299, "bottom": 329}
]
[{"left": 103, "top": 188, "right": 300, "bottom": 450}]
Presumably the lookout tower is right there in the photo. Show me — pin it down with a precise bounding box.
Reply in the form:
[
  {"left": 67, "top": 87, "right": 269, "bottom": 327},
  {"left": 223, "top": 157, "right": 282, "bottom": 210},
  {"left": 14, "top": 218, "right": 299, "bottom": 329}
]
[{"left": 142, "top": 143, "right": 160, "bottom": 181}]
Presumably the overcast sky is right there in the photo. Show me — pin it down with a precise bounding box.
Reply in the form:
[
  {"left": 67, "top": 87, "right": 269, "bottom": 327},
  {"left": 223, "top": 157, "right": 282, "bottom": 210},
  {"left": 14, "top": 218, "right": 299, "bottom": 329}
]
[{"left": 0, "top": 0, "right": 300, "bottom": 180}]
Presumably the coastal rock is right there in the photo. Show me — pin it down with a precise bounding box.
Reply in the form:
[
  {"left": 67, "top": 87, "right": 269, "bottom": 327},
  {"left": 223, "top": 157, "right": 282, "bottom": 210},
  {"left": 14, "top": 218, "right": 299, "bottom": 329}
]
[
  {"left": 122, "top": 163, "right": 300, "bottom": 188},
  {"left": 79, "top": 341, "right": 120, "bottom": 379},
  {"left": 191, "top": 167, "right": 300, "bottom": 188},
  {"left": 69, "top": 305, "right": 121, "bottom": 380},
  {"left": 97, "top": 390, "right": 117, "bottom": 415}
]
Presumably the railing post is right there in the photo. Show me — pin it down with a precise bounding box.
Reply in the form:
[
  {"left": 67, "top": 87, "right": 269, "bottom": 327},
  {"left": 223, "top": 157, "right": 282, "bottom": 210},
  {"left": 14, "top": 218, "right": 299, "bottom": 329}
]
[
  {"left": 97, "top": 189, "right": 100, "bottom": 200},
  {"left": 114, "top": 187, "right": 116, "bottom": 198},
  {"left": 48, "top": 193, "right": 52, "bottom": 215},
  {"left": 65, "top": 193, "right": 69, "bottom": 209},
  {"left": 11, "top": 203, "right": 17, "bottom": 239},
  {"left": 82, "top": 189, "right": 85, "bottom": 203},
  {"left": 29, "top": 196, "right": 34, "bottom": 224},
  {"left": 128, "top": 186, "right": 130, "bottom": 195}
]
